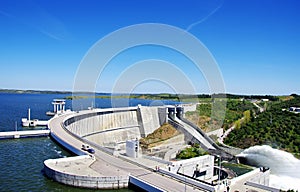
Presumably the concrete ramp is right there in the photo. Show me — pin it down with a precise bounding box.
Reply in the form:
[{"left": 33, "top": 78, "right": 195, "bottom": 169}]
[
  {"left": 168, "top": 117, "right": 215, "bottom": 150},
  {"left": 169, "top": 116, "right": 235, "bottom": 160}
]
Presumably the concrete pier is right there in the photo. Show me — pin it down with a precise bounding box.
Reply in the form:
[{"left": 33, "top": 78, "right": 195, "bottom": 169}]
[{"left": 0, "top": 129, "right": 50, "bottom": 139}]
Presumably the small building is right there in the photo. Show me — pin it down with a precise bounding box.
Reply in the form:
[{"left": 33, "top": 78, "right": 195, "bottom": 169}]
[
  {"left": 168, "top": 155, "right": 215, "bottom": 181},
  {"left": 126, "top": 139, "right": 139, "bottom": 158},
  {"left": 46, "top": 99, "right": 66, "bottom": 116}
]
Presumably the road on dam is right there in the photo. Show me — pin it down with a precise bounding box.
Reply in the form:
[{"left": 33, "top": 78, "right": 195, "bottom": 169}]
[{"left": 49, "top": 110, "right": 205, "bottom": 192}]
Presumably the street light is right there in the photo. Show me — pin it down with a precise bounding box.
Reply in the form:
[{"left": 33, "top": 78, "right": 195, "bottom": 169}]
[
  {"left": 180, "top": 164, "right": 186, "bottom": 192},
  {"left": 217, "top": 155, "right": 221, "bottom": 190},
  {"left": 117, "top": 169, "right": 120, "bottom": 189}
]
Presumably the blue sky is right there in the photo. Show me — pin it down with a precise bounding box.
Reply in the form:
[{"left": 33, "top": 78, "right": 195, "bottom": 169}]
[{"left": 0, "top": 0, "right": 299, "bottom": 95}]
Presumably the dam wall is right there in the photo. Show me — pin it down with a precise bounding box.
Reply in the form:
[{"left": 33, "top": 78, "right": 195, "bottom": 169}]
[
  {"left": 63, "top": 106, "right": 163, "bottom": 147},
  {"left": 65, "top": 109, "right": 139, "bottom": 136},
  {"left": 137, "top": 105, "right": 162, "bottom": 137}
]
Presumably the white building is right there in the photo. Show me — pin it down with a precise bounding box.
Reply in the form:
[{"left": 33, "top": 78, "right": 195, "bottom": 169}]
[{"left": 168, "top": 155, "right": 215, "bottom": 181}]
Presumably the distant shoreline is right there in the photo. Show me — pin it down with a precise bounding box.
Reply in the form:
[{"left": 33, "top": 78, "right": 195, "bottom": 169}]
[
  {"left": 0, "top": 89, "right": 72, "bottom": 95},
  {"left": 0, "top": 89, "right": 295, "bottom": 101}
]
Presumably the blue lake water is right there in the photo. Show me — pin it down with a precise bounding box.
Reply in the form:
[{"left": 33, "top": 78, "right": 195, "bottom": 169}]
[{"left": 0, "top": 93, "right": 180, "bottom": 192}]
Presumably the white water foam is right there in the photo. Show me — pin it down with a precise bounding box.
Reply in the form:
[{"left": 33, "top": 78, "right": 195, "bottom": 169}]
[{"left": 238, "top": 145, "right": 300, "bottom": 191}]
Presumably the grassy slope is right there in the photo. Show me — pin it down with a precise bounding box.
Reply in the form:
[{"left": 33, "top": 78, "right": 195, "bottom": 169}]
[{"left": 139, "top": 123, "right": 179, "bottom": 148}]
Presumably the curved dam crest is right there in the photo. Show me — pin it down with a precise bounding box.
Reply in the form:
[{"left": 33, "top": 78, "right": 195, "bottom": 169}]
[
  {"left": 63, "top": 105, "right": 163, "bottom": 148},
  {"left": 46, "top": 105, "right": 202, "bottom": 190}
]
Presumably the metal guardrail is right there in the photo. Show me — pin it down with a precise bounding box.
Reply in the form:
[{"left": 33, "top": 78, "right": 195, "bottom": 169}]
[
  {"left": 158, "top": 168, "right": 216, "bottom": 192},
  {"left": 129, "top": 175, "right": 166, "bottom": 192}
]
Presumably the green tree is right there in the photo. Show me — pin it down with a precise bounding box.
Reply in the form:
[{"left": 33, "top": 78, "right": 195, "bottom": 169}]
[{"left": 243, "top": 110, "right": 251, "bottom": 124}]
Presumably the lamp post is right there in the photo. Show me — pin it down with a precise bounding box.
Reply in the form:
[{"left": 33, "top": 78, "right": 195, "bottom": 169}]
[
  {"left": 180, "top": 164, "right": 186, "bottom": 192},
  {"left": 218, "top": 155, "right": 221, "bottom": 190},
  {"left": 117, "top": 169, "right": 120, "bottom": 189}
]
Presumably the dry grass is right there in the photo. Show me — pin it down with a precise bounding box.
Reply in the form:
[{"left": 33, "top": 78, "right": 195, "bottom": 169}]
[{"left": 140, "top": 123, "right": 179, "bottom": 149}]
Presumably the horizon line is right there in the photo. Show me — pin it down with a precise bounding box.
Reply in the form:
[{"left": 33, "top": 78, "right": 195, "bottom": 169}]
[{"left": 0, "top": 88, "right": 298, "bottom": 97}]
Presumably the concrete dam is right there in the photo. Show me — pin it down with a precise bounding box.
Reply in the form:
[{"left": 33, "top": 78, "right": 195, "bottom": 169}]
[
  {"left": 63, "top": 105, "right": 167, "bottom": 149},
  {"left": 62, "top": 105, "right": 225, "bottom": 153},
  {"left": 45, "top": 104, "right": 238, "bottom": 191}
]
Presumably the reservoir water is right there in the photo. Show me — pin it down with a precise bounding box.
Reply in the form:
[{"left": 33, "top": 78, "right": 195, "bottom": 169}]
[{"left": 0, "top": 93, "right": 180, "bottom": 192}]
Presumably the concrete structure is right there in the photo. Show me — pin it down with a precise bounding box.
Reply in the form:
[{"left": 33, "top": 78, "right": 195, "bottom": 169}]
[
  {"left": 0, "top": 129, "right": 50, "bottom": 139},
  {"left": 44, "top": 104, "right": 276, "bottom": 191},
  {"left": 21, "top": 108, "right": 48, "bottom": 127},
  {"left": 182, "top": 103, "right": 197, "bottom": 113},
  {"left": 158, "top": 168, "right": 216, "bottom": 192},
  {"left": 46, "top": 99, "right": 67, "bottom": 116},
  {"left": 206, "top": 128, "right": 223, "bottom": 139},
  {"left": 229, "top": 168, "right": 277, "bottom": 192},
  {"left": 64, "top": 107, "right": 139, "bottom": 149},
  {"left": 63, "top": 106, "right": 167, "bottom": 150},
  {"left": 168, "top": 155, "right": 215, "bottom": 181},
  {"left": 46, "top": 111, "right": 202, "bottom": 191},
  {"left": 126, "top": 139, "right": 139, "bottom": 158},
  {"left": 158, "top": 107, "right": 168, "bottom": 125},
  {"left": 137, "top": 105, "right": 161, "bottom": 137},
  {"left": 44, "top": 155, "right": 129, "bottom": 189},
  {"left": 52, "top": 99, "right": 66, "bottom": 114},
  {"left": 129, "top": 176, "right": 166, "bottom": 192},
  {"left": 46, "top": 107, "right": 203, "bottom": 191}
]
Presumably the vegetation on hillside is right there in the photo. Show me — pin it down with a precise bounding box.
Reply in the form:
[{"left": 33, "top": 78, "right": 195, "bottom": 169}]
[
  {"left": 65, "top": 93, "right": 212, "bottom": 102},
  {"left": 64, "top": 93, "right": 280, "bottom": 103},
  {"left": 139, "top": 123, "right": 179, "bottom": 149},
  {"left": 185, "top": 99, "right": 258, "bottom": 132},
  {"left": 224, "top": 95, "right": 300, "bottom": 158},
  {"left": 0, "top": 89, "right": 72, "bottom": 94}
]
